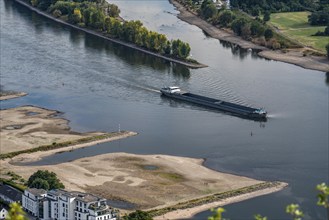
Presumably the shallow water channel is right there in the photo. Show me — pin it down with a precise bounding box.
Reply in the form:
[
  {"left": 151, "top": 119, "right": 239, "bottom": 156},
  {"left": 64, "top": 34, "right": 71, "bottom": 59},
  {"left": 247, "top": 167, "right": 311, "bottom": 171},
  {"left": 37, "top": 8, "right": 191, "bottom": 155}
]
[{"left": 1, "top": 0, "right": 328, "bottom": 219}]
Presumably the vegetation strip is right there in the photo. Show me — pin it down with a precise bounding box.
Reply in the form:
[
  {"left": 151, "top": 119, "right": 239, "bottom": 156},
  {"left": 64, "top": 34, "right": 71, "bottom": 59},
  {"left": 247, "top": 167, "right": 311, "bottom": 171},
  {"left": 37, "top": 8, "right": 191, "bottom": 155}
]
[
  {"left": 13, "top": 0, "right": 206, "bottom": 69},
  {"left": 147, "top": 181, "right": 285, "bottom": 217},
  {"left": 0, "top": 131, "right": 129, "bottom": 160}
]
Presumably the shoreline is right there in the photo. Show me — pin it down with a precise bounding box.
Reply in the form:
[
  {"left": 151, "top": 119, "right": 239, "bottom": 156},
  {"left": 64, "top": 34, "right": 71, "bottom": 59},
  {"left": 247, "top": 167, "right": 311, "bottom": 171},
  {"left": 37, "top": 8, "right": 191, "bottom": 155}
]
[
  {"left": 0, "top": 92, "right": 27, "bottom": 101},
  {"left": 13, "top": 0, "right": 207, "bottom": 69},
  {"left": 169, "top": 0, "right": 329, "bottom": 73},
  {"left": 8, "top": 131, "right": 138, "bottom": 164},
  {"left": 154, "top": 182, "right": 288, "bottom": 219}
]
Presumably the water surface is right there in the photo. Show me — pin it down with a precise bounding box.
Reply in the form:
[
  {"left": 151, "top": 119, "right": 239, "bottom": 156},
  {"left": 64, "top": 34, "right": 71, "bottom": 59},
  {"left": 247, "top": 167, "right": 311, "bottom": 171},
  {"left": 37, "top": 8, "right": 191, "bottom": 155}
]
[{"left": 1, "top": 0, "right": 328, "bottom": 219}]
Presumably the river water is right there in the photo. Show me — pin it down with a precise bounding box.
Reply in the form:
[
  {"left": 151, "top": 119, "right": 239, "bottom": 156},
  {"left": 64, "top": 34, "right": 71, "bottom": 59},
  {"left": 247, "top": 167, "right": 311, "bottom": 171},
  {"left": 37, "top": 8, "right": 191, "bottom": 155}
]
[{"left": 1, "top": 0, "right": 328, "bottom": 219}]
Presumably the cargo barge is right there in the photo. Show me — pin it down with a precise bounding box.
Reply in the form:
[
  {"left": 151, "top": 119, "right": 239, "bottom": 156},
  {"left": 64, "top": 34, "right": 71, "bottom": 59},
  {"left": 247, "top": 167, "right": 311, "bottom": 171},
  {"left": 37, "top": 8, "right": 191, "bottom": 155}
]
[{"left": 160, "top": 87, "right": 267, "bottom": 119}]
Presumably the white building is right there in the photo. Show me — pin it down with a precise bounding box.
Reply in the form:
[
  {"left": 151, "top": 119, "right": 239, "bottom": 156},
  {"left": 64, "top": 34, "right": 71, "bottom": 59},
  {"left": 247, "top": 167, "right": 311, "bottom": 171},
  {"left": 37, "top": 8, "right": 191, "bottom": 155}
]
[
  {"left": 0, "top": 205, "right": 8, "bottom": 220},
  {"left": 22, "top": 188, "right": 118, "bottom": 220},
  {"left": 22, "top": 188, "right": 47, "bottom": 218}
]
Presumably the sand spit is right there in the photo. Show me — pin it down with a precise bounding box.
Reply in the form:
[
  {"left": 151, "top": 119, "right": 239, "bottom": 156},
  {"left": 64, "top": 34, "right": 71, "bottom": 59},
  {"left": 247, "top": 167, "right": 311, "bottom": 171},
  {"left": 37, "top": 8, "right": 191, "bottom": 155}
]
[
  {"left": 0, "top": 92, "right": 27, "bottom": 101},
  {"left": 154, "top": 182, "right": 288, "bottom": 219},
  {"left": 0, "top": 106, "right": 136, "bottom": 155},
  {"left": 170, "top": 0, "right": 329, "bottom": 73}
]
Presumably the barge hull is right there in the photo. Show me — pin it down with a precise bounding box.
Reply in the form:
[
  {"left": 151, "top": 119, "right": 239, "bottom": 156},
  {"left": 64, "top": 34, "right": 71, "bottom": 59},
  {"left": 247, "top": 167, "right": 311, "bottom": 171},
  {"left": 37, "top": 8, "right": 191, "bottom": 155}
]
[{"left": 161, "top": 89, "right": 266, "bottom": 119}]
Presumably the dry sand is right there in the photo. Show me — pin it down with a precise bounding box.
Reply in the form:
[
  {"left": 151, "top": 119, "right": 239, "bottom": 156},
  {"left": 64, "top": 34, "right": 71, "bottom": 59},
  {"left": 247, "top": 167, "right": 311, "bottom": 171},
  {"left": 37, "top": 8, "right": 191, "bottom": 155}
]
[
  {"left": 0, "top": 92, "right": 27, "bottom": 101},
  {"left": 170, "top": 0, "right": 329, "bottom": 72},
  {"left": 0, "top": 106, "right": 136, "bottom": 154},
  {"left": 154, "top": 182, "right": 288, "bottom": 219},
  {"left": 2, "top": 153, "right": 269, "bottom": 210}
]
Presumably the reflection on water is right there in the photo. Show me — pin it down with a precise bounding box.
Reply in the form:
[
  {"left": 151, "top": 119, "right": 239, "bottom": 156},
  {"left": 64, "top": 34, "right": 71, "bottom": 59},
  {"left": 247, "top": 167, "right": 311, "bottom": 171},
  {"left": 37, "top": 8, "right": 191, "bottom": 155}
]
[
  {"left": 326, "top": 72, "right": 329, "bottom": 86},
  {"left": 219, "top": 40, "right": 250, "bottom": 60}
]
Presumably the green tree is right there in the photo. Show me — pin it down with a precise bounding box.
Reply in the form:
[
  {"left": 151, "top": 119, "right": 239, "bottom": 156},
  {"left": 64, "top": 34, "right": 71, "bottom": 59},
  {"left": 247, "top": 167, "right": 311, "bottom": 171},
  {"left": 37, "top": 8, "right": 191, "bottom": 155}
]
[
  {"left": 231, "top": 17, "right": 248, "bottom": 36},
  {"left": 29, "top": 178, "right": 50, "bottom": 190},
  {"left": 27, "top": 170, "right": 64, "bottom": 190},
  {"left": 217, "top": 10, "right": 234, "bottom": 27},
  {"left": 122, "top": 210, "right": 153, "bottom": 220},
  {"left": 6, "top": 203, "right": 28, "bottom": 220},
  {"left": 264, "top": 28, "right": 273, "bottom": 40},
  {"left": 263, "top": 11, "right": 271, "bottom": 23},
  {"left": 203, "top": 3, "right": 217, "bottom": 20},
  {"left": 250, "top": 21, "right": 265, "bottom": 37},
  {"left": 107, "top": 4, "right": 120, "bottom": 17},
  {"left": 208, "top": 207, "right": 225, "bottom": 220}
]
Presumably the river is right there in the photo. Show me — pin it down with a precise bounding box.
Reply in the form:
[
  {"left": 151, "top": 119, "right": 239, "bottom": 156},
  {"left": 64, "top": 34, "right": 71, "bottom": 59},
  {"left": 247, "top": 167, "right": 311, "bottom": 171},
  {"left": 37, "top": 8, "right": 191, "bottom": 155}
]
[{"left": 1, "top": 0, "right": 328, "bottom": 219}]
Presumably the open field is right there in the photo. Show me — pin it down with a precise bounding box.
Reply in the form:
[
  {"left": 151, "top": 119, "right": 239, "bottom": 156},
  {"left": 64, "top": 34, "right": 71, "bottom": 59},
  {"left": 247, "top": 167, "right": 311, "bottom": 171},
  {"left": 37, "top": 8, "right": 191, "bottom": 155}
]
[{"left": 270, "top": 12, "right": 329, "bottom": 52}]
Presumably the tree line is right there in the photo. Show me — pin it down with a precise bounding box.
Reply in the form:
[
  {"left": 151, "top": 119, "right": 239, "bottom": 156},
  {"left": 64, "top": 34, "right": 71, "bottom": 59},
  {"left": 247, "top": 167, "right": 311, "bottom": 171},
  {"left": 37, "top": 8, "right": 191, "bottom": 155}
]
[
  {"left": 30, "top": 0, "right": 191, "bottom": 59},
  {"left": 196, "top": 0, "right": 283, "bottom": 49}
]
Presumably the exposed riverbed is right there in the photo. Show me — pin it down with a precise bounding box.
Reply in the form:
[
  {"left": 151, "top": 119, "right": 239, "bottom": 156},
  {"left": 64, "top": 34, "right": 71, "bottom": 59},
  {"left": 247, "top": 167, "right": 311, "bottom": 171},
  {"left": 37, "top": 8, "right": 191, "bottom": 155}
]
[{"left": 1, "top": 0, "right": 328, "bottom": 219}]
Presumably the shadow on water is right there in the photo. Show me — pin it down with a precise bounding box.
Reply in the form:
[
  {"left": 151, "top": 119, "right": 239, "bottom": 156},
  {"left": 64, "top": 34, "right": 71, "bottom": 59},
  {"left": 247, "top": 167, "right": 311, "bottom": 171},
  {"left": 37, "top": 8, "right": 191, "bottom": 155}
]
[
  {"left": 326, "top": 72, "right": 329, "bottom": 86},
  {"left": 82, "top": 31, "right": 191, "bottom": 78}
]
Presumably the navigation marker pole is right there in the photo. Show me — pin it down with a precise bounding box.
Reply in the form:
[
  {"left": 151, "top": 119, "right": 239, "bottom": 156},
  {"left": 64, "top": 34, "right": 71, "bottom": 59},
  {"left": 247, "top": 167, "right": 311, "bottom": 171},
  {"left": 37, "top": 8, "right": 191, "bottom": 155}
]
[{"left": 119, "top": 124, "right": 121, "bottom": 133}]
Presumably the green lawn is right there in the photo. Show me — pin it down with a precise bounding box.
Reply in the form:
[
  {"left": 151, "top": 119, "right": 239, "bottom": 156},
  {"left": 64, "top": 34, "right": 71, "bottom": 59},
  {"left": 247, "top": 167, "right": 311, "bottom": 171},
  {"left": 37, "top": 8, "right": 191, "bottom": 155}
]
[{"left": 270, "top": 12, "right": 329, "bottom": 52}]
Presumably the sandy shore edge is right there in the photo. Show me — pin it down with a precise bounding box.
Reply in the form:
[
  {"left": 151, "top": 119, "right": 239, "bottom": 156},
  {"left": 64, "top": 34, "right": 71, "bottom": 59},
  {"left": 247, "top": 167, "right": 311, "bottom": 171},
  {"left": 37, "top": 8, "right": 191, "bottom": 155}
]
[
  {"left": 13, "top": 0, "right": 207, "bottom": 69},
  {"left": 7, "top": 131, "right": 138, "bottom": 164},
  {"left": 154, "top": 182, "right": 288, "bottom": 219},
  {"left": 0, "top": 92, "right": 27, "bottom": 101},
  {"left": 170, "top": 0, "right": 329, "bottom": 73}
]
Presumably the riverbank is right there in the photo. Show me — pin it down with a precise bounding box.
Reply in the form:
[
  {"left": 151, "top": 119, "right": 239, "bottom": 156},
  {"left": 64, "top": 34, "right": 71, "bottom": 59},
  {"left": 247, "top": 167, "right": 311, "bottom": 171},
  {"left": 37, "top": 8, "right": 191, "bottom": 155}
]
[
  {"left": 13, "top": 0, "right": 207, "bottom": 69},
  {"left": 0, "top": 105, "right": 137, "bottom": 156},
  {"left": 153, "top": 182, "right": 288, "bottom": 219},
  {"left": 0, "top": 91, "right": 27, "bottom": 101},
  {"left": 170, "top": 0, "right": 329, "bottom": 72}
]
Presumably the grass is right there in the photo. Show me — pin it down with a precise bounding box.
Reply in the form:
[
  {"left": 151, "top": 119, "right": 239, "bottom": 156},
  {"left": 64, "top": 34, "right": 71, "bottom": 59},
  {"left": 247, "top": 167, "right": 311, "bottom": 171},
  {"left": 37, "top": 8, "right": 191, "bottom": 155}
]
[
  {"left": 147, "top": 181, "right": 283, "bottom": 217},
  {"left": 0, "top": 131, "right": 128, "bottom": 160},
  {"left": 269, "top": 11, "right": 328, "bottom": 52}
]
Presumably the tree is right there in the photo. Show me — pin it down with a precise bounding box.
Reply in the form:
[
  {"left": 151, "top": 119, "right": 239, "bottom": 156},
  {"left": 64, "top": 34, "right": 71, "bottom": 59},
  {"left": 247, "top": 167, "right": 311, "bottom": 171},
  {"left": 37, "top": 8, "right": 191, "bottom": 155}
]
[
  {"left": 263, "top": 11, "right": 271, "bottom": 23},
  {"left": 264, "top": 28, "right": 273, "bottom": 40},
  {"left": 203, "top": 3, "right": 217, "bottom": 20},
  {"left": 6, "top": 203, "right": 28, "bottom": 220},
  {"left": 326, "top": 44, "right": 329, "bottom": 60},
  {"left": 250, "top": 21, "right": 265, "bottom": 37},
  {"left": 122, "top": 210, "right": 153, "bottom": 220},
  {"left": 29, "top": 178, "right": 50, "bottom": 190},
  {"left": 231, "top": 17, "right": 248, "bottom": 36},
  {"left": 107, "top": 4, "right": 120, "bottom": 17},
  {"left": 217, "top": 10, "right": 234, "bottom": 27},
  {"left": 27, "top": 170, "right": 64, "bottom": 190}
]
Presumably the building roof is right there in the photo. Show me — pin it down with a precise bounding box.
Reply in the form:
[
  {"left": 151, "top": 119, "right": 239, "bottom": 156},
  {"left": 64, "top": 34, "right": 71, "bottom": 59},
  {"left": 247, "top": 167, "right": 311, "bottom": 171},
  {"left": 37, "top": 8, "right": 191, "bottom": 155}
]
[
  {"left": 0, "top": 184, "right": 22, "bottom": 202},
  {"left": 26, "top": 188, "right": 47, "bottom": 196}
]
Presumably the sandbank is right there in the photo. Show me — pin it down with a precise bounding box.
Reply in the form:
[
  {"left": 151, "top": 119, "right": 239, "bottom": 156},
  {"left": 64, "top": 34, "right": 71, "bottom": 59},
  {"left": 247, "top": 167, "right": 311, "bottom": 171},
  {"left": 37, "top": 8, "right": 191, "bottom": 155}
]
[
  {"left": 154, "top": 182, "right": 288, "bottom": 219},
  {"left": 0, "top": 92, "right": 27, "bottom": 101},
  {"left": 170, "top": 0, "right": 329, "bottom": 72},
  {"left": 0, "top": 106, "right": 136, "bottom": 155},
  {"left": 1, "top": 152, "right": 286, "bottom": 212}
]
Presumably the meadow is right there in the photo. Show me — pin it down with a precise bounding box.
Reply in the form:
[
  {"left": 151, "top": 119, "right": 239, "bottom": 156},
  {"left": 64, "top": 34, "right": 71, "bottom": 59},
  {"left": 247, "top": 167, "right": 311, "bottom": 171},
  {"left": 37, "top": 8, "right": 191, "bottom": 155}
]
[{"left": 270, "top": 11, "right": 328, "bottom": 53}]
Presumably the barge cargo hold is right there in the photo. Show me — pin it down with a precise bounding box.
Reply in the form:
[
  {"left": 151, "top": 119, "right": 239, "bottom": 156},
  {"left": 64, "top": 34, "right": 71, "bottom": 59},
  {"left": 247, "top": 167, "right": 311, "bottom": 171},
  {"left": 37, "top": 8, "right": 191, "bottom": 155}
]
[{"left": 160, "top": 87, "right": 267, "bottom": 119}]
